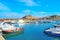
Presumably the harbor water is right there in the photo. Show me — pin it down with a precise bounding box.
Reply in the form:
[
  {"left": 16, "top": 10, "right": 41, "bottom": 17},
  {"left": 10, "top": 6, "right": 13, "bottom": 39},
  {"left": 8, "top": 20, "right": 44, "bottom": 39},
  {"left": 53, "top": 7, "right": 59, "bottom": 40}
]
[{"left": 6, "top": 20, "right": 60, "bottom": 40}]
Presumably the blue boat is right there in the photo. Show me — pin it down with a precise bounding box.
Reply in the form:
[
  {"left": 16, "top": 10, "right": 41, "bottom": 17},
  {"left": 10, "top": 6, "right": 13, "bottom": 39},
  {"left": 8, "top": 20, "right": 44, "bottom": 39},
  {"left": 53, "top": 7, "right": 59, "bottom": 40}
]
[{"left": 44, "top": 23, "right": 60, "bottom": 36}]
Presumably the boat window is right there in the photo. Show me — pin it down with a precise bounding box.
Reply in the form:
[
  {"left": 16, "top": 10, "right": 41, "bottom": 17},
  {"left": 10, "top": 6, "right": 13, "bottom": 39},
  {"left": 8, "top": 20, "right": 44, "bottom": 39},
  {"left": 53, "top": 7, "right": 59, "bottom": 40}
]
[
  {"left": 3, "top": 22, "right": 6, "bottom": 25},
  {"left": 13, "top": 23, "right": 19, "bottom": 27}
]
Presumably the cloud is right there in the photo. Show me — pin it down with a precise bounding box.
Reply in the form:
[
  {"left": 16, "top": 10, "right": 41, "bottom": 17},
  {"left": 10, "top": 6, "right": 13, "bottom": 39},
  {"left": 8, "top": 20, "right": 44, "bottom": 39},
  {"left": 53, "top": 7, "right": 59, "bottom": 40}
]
[
  {"left": 0, "top": 2, "right": 24, "bottom": 18},
  {"left": 22, "top": 10, "right": 31, "bottom": 15},
  {"left": 32, "top": 11, "right": 47, "bottom": 17},
  {"left": 22, "top": 10, "right": 55, "bottom": 18},
  {"left": 39, "top": 12, "right": 47, "bottom": 14},
  {"left": 0, "top": 12, "right": 25, "bottom": 18},
  {"left": 21, "top": 10, "right": 48, "bottom": 17},
  {"left": 23, "top": 10, "right": 30, "bottom": 13},
  {"left": 54, "top": 12, "right": 60, "bottom": 15},
  {"left": 0, "top": 2, "right": 10, "bottom": 12},
  {"left": 19, "top": 0, "right": 39, "bottom": 6}
]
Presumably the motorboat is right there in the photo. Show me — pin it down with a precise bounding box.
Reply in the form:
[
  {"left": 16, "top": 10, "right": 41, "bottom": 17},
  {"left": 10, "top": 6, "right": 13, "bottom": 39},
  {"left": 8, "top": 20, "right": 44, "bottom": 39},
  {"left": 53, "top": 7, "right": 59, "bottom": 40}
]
[
  {"left": 44, "top": 23, "right": 60, "bottom": 36},
  {"left": 0, "top": 22, "right": 23, "bottom": 34},
  {"left": 54, "top": 23, "right": 60, "bottom": 27},
  {"left": 38, "top": 20, "right": 52, "bottom": 23}
]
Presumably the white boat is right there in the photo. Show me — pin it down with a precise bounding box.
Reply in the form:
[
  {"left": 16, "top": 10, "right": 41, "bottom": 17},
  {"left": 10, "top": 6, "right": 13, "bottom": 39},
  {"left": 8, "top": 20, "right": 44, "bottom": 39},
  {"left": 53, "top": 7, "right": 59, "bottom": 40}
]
[
  {"left": 44, "top": 24, "right": 60, "bottom": 36},
  {"left": 18, "top": 19, "right": 25, "bottom": 26},
  {"left": 38, "top": 20, "right": 52, "bottom": 23},
  {"left": 54, "top": 23, "right": 60, "bottom": 27},
  {"left": 0, "top": 22, "right": 15, "bottom": 30},
  {"left": 18, "top": 19, "right": 24, "bottom": 24},
  {"left": 0, "top": 22, "right": 23, "bottom": 34}
]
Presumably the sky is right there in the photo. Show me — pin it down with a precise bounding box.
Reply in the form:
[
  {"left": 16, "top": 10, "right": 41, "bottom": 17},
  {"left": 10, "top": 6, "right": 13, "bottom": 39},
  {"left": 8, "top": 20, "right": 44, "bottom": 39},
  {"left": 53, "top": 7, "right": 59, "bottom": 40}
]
[{"left": 0, "top": 0, "right": 60, "bottom": 18}]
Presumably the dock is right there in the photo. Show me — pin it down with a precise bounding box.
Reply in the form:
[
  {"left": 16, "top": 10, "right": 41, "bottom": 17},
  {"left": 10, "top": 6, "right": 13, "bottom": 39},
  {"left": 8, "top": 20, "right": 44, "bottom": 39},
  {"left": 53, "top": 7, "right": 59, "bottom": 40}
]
[
  {"left": 0, "top": 27, "right": 5, "bottom": 40},
  {"left": 0, "top": 34, "right": 5, "bottom": 40}
]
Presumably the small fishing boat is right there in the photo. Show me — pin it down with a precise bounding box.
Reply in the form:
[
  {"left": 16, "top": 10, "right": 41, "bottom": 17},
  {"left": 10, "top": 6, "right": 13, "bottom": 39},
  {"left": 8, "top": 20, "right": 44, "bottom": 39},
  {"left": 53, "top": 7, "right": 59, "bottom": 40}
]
[
  {"left": 2, "top": 27, "right": 23, "bottom": 34},
  {"left": 44, "top": 23, "right": 60, "bottom": 36},
  {"left": 0, "top": 22, "right": 24, "bottom": 34}
]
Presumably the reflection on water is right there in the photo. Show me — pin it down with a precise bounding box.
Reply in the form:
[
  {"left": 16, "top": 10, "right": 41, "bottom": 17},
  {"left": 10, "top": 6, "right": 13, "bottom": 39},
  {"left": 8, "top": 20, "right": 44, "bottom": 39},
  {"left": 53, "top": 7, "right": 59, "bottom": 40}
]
[
  {"left": 13, "top": 23, "right": 25, "bottom": 28},
  {"left": 44, "top": 32, "right": 60, "bottom": 40},
  {"left": 6, "top": 21, "right": 60, "bottom": 40}
]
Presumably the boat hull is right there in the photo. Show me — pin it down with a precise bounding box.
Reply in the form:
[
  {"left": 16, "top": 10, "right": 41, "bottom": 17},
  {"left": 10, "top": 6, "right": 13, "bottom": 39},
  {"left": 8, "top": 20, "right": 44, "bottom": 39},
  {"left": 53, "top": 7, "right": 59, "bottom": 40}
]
[
  {"left": 2, "top": 30, "right": 23, "bottom": 34},
  {"left": 44, "top": 30, "right": 60, "bottom": 36},
  {"left": 2, "top": 29, "right": 24, "bottom": 38},
  {"left": 2, "top": 28, "right": 24, "bottom": 34}
]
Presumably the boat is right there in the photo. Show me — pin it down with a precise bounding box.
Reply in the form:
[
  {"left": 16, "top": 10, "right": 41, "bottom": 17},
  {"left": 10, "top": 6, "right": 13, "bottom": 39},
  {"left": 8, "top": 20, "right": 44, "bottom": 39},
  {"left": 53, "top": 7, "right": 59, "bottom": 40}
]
[
  {"left": 0, "top": 22, "right": 24, "bottom": 34},
  {"left": 54, "top": 23, "right": 60, "bottom": 27},
  {"left": 2, "top": 27, "right": 23, "bottom": 34},
  {"left": 18, "top": 19, "right": 25, "bottom": 24},
  {"left": 38, "top": 20, "right": 52, "bottom": 23},
  {"left": 44, "top": 23, "right": 60, "bottom": 36},
  {"left": 29, "top": 20, "right": 38, "bottom": 24},
  {"left": 18, "top": 19, "right": 25, "bottom": 26}
]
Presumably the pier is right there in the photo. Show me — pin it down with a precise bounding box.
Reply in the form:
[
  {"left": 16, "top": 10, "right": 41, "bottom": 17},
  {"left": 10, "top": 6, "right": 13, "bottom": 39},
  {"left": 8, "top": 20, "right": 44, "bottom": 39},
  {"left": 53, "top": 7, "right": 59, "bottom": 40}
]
[{"left": 0, "top": 34, "right": 5, "bottom": 40}]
